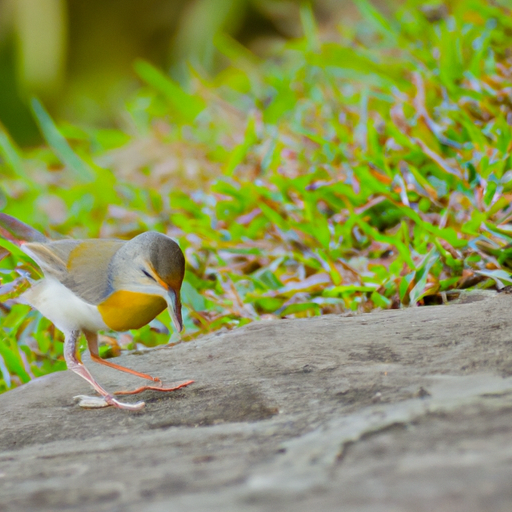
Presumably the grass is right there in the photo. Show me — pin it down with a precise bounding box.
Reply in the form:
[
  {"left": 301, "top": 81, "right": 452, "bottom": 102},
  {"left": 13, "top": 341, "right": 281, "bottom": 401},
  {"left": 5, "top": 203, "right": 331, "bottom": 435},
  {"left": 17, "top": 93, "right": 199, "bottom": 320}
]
[{"left": 1, "top": 0, "right": 512, "bottom": 391}]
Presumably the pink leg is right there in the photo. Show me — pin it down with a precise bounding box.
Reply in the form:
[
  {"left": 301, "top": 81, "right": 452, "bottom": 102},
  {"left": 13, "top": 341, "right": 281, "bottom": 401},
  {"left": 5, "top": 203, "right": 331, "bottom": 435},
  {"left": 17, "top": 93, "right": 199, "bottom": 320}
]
[
  {"left": 90, "top": 353, "right": 163, "bottom": 383},
  {"left": 64, "top": 330, "right": 144, "bottom": 411},
  {"left": 84, "top": 330, "right": 162, "bottom": 383},
  {"left": 84, "top": 330, "right": 194, "bottom": 396}
]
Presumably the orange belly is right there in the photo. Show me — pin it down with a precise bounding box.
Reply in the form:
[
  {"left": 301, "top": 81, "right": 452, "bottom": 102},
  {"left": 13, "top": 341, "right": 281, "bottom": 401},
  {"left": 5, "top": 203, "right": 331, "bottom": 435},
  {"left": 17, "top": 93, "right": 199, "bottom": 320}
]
[{"left": 97, "top": 290, "right": 167, "bottom": 331}]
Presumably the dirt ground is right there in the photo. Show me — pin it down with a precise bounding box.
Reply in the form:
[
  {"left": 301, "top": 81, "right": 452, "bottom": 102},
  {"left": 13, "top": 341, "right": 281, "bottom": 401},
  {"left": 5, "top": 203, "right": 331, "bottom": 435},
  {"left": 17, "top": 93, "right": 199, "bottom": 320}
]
[{"left": 1, "top": 290, "right": 512, "bottom": 512}]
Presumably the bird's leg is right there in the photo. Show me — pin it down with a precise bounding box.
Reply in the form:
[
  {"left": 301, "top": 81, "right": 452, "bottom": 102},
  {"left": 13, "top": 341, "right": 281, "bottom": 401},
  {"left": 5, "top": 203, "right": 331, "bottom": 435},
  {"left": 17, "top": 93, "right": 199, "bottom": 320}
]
[
  {"left": 64, "top": 330, "right": 145, "bottom": 411},
  {"left": 83, "top": 330, "right": 194, "bottom": 396},
  {"left": 84, "top": 330, "right": 162, "bottom": 384},
  {"left": 64, "top": 330, "right": 111, "bottom": 396}
]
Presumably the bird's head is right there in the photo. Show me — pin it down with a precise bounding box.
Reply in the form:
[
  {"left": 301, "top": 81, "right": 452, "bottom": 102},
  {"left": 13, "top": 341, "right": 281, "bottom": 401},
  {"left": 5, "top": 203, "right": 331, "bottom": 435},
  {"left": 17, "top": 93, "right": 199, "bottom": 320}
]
[{"left": 112, "top": 232, "right": 185, "bottom": 332}]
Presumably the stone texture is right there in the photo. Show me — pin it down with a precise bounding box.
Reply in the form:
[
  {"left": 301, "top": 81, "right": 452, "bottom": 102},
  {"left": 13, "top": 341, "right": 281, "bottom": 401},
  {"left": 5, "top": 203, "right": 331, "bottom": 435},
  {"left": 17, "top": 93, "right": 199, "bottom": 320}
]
[{"left": 1, "top": 290, "right": 512, "bottom": 511}]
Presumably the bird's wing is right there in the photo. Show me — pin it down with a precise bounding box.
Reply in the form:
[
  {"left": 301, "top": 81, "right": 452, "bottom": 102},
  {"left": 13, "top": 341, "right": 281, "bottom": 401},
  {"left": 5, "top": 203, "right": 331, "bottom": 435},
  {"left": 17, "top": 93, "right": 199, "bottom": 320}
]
[{"left": 22, "top": 239, "right": 126, "bottom": 305}]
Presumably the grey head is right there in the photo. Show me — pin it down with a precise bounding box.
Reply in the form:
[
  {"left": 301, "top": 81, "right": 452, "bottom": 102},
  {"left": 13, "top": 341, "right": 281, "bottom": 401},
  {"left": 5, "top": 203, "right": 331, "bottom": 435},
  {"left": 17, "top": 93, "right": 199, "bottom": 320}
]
[{"left": 109, "top": 231, "right": 186, "bottom": 331}]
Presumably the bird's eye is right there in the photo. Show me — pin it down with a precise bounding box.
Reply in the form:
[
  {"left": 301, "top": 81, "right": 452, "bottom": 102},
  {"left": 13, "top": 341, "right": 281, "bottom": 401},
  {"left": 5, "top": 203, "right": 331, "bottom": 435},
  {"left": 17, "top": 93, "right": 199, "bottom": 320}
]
[{"left": 141, "top": 269, "right": 156, "bottom": 281}]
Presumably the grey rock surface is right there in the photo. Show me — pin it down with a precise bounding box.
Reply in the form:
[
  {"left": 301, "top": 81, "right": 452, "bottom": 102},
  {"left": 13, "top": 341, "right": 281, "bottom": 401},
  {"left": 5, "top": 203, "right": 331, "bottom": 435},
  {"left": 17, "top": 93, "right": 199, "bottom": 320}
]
[{"left": 1, "top": 290, "right": 512, "bottom": 511}]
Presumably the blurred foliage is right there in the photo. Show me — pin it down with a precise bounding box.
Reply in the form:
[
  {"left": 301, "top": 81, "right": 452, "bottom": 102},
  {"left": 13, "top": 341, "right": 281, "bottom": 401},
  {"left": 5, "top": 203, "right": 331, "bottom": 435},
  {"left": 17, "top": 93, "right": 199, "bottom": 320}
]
[
  {"left": 0, "top": 0, "right": 339, "bottom": 145},
  {"left": 2, "top": 0, "right": 512, "bottom": 391}
]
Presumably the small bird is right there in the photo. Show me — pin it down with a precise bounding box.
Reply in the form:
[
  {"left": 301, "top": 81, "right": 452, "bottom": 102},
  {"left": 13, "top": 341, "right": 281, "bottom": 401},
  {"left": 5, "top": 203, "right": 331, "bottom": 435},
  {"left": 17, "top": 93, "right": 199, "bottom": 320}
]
[{"left": 0, "top": 213, "right": 193, "bottom": 410}]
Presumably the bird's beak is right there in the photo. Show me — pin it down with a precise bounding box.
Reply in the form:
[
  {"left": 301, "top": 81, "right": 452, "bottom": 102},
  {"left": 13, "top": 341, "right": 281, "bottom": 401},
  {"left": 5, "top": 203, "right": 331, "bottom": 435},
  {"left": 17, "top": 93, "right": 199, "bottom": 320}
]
[{"left": 166, "top": 289, "right": 183, "bottom": 333}]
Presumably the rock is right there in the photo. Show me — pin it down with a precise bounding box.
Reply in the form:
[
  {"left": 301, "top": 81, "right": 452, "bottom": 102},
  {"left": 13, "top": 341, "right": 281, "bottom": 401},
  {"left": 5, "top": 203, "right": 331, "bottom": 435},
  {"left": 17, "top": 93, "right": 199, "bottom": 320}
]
[{"left": 1, "top": 291, "right": 512, "bottom": 511}]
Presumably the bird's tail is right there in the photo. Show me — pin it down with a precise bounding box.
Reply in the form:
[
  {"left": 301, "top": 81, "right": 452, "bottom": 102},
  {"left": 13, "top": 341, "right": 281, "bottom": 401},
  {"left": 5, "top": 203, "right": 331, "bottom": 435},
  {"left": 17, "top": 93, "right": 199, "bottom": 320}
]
[{"left": 0, "top": 213, "right": 48, "bottom": 245}]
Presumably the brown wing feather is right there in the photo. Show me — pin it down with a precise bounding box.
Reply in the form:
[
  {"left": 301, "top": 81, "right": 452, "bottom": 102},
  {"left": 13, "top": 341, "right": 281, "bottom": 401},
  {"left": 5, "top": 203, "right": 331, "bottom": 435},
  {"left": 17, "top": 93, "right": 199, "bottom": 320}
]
[
  {"left": 22, "top": 239, "right": 125, "bottom": 305},
  {"left": 21, "top": 240, "right": 79, "bottom": 275}
]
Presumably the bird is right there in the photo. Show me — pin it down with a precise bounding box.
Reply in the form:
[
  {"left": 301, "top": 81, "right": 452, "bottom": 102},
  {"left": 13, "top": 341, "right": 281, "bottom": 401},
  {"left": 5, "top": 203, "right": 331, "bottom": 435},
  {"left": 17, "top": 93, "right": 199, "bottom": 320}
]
[{"left": 0, "top": 213, "right": 193, "bottom": 411}]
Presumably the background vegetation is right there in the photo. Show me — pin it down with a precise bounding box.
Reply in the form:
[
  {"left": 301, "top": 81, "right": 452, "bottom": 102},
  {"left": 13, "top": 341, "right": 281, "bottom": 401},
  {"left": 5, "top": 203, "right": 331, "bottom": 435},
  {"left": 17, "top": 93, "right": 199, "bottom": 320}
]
[{"left": 1, "top": 0, "right": 512, "bottom": 392}]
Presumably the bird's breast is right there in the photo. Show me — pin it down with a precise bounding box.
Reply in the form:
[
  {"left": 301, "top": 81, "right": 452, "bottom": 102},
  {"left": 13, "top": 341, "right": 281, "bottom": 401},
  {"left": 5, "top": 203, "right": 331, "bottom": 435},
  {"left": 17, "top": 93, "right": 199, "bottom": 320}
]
[{"left": 97, "top": 291, "right": 167, "bottom": 331}]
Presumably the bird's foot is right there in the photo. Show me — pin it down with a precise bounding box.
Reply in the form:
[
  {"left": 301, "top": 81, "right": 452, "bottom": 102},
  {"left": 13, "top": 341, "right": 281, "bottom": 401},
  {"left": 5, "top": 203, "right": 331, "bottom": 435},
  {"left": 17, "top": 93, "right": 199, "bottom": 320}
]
[
  {"left": 74, "top": 394, "right": 145, "bottom": 411},
  {"left": 114, "top": 379, "right": 194, "bottom": 396}
]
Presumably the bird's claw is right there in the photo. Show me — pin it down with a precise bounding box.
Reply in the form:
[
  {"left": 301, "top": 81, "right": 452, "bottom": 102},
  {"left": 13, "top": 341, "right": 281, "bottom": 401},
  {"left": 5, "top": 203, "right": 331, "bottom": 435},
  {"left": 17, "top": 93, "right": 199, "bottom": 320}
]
[{"left": 113, "top": 379, "right": 194, "bottom": 396}]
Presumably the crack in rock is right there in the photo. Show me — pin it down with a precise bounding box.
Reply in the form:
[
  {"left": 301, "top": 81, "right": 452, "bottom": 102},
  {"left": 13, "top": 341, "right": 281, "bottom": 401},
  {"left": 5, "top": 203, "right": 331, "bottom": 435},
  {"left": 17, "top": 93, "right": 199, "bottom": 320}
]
[{"left": 245, "top": 374, "right": 512, "bottom": 494}]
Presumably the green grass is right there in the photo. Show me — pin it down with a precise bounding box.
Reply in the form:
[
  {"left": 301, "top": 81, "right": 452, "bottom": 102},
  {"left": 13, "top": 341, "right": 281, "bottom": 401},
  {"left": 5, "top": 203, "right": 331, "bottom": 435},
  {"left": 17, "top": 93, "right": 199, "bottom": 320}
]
[{"left": 2, "top": 0, "right": 512, "bottom": 390}]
